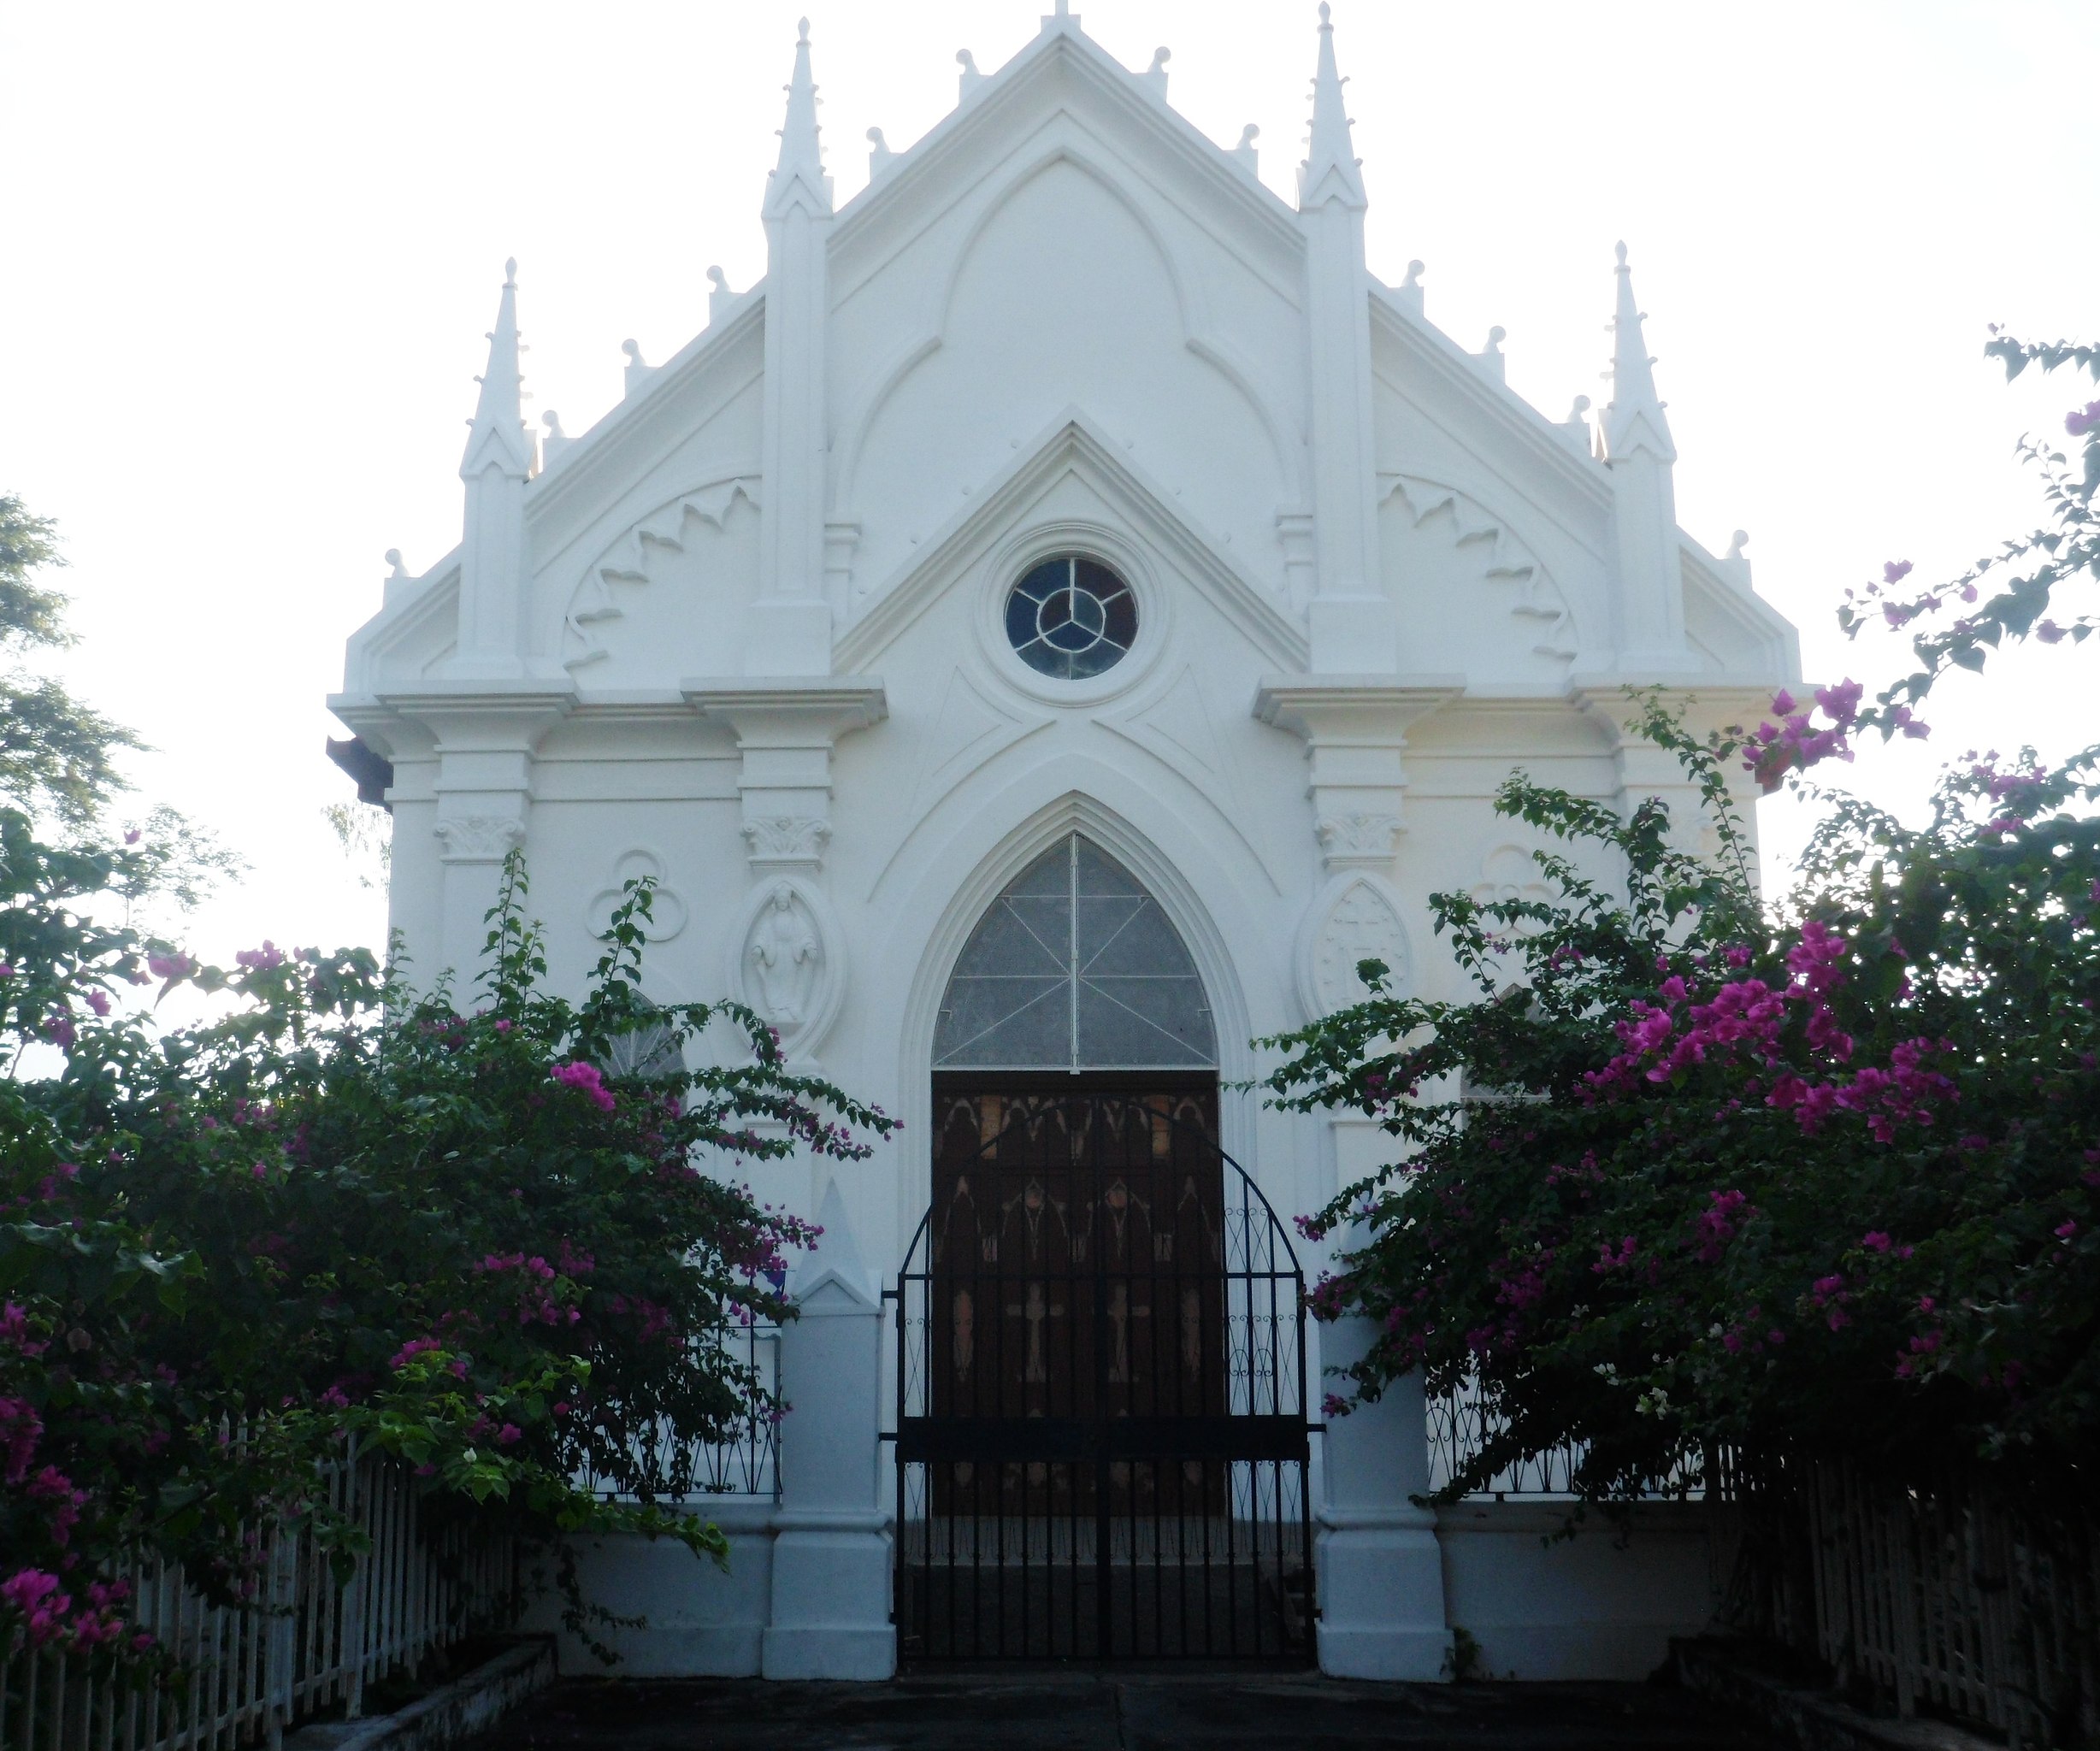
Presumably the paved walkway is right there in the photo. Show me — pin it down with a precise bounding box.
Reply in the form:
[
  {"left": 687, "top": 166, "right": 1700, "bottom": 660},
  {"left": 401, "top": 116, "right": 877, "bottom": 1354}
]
[{"left": 470, "top": 1671, "right": 1779, "bottom": 1749}]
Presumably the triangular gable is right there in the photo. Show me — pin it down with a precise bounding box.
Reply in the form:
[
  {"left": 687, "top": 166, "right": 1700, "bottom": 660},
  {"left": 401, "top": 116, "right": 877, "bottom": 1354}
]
[
  {"left": 828, "top": 17, "right": 1304, "bottom": 309},
  {"left": 832, "top": 409, "right": 1307, "bottom": 675}
]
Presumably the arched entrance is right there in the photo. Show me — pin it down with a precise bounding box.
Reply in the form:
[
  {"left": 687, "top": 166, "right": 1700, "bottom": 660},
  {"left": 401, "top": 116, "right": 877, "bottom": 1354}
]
[{"left": 892, "top": 835, "right": 1312, "bottom": 1662}]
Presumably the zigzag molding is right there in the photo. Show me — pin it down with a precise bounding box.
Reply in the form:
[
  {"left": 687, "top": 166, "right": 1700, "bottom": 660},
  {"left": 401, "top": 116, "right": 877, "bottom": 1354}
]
[
  {"left": 1377, "top": 474, "right": 1578, "bottom": 664},
  {"left": 562, "top": 477, "right": 761, "bottom": 669}
]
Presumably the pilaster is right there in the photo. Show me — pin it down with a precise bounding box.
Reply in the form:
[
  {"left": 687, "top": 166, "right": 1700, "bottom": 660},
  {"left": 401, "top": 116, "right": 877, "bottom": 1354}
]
[
  {"left": 1254, "top": 678, "right": 1459, "bottom": 863},
  {"left": 750, "top": 21, "right": 836, "bottom": 678},
  {"left": 1313, "top": 1119, "right": 1450, "bottom": 1679},
  {"left": 763, "top": 1181, "right": 894, "bottom": 1679},
  {"left": 686, "top": 679, "right": 885, "bottom": 1067},
  {"left": 1296, "top": 5, "right": 1393, "bottom": 674},
  {"left": 379, "top": 684, "right": 575, "bottom": 980}
]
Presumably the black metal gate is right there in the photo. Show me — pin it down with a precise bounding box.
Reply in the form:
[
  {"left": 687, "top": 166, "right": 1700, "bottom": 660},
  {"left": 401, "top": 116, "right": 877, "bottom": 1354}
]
[{"left": 889, "top": 1083, "right": 1314, "bottom": 1662}]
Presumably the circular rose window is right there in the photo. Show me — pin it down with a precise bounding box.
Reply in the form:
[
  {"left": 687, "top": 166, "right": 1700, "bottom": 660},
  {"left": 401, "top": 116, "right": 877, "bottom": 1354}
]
[{"left": 1004, "top": 555, "right": 1138, "bottom": 681}]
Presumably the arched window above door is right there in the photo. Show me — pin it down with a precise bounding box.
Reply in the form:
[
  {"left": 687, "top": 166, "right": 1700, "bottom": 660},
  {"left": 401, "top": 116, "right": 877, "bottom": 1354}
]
[{"left": 934, "top": 834, "right": 1216, "bottom": 1070}]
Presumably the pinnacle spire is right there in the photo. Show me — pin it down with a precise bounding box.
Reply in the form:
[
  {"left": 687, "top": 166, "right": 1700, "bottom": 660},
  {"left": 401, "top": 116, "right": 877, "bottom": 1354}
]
[
  {"left": 764, "top": 17, "right": 832, "bottom": 219},
  {"left": 1602, "top": 241, "right": 1676, "bottom": 463},
  {"left": 461, "top": 258, "right": 531, "bottom": 480},
  {"left": 1298, "top": 3, "right": 1366, "bottom": 209}
]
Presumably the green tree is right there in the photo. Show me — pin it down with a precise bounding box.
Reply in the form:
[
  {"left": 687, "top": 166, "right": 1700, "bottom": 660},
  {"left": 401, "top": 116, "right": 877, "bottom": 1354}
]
[{"left": 0, "top": 496, "right": 143, "bottom": 831}]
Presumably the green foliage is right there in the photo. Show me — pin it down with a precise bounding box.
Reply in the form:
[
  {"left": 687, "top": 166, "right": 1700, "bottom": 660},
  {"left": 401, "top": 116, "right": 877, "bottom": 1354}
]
[
  {"left": 1263, "top": 707, "right": 2098, "bottom": 1502},
  {"left": 2, "top": 824, "right": 895, "bottom": 1667},
  {"left": 1842, "top": 333, "right": 2100, "bottom": 736},
  {"left": 0, "top": 495, "right": 145, "bottom": 830}
]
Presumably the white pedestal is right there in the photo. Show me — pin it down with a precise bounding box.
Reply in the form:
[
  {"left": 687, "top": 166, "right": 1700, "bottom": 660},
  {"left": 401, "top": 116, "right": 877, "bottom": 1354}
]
[
  {"left": 1315, "top": 1320, "right": 1450, "bottom": 1679},
  {"left": 759, "top": 1185, "right": 894, "bottom": 1680}
]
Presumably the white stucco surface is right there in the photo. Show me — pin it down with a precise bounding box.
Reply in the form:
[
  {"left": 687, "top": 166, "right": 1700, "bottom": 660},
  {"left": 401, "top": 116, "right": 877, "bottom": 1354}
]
[{"left": 337, "top": 6, "right": 1792, "bottom": 1682}]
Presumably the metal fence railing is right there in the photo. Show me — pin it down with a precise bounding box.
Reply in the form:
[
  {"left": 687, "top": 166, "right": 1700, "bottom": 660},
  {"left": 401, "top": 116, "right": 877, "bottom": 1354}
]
[
  {"left": 0, "top": 1442, "right": 515, "bottom": 1751},
  {"left": 575, "top": 1324, "right": 781, "bottom": 1503},
  {"left": 1425, "top": 1374, "right": 1721, "bottom": 1501}
]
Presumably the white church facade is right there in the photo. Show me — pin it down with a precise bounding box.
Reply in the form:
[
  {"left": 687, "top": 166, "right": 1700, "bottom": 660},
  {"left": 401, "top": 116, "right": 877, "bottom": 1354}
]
[{"left": 330, "top": 3, "right": 1799, "bottom": 1683}]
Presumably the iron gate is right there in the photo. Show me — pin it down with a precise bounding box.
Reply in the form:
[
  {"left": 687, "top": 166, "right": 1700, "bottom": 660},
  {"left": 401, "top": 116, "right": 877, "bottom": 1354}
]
[{"left": 890, "top": 1085, "right": 1314, "bottom": 1661}]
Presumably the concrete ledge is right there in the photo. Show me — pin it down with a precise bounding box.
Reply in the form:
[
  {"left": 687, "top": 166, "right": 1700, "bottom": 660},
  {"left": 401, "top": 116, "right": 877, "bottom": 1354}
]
[
  {"left": 1436, "top": 1499, "right": 1720, "bottom": 1681},
  {"left": 286, "top": 1636, "right": 556, "bottom": 1751},
  {"left": 1674, "top": 1636, "right": 1997, "bottom": 1751}
]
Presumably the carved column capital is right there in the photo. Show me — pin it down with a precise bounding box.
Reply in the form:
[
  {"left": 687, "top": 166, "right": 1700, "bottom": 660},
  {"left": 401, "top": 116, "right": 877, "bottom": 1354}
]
[{"left": 434, "top": 814, "right": 525, "bottom": 864}]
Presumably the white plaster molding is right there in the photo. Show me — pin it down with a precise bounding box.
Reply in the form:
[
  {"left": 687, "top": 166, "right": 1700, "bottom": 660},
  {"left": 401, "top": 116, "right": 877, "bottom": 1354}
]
[
  {"left": 1295, "top": 870, "right": 1411, "bottom": 1021},
  {"left": 836, "top": 410, "right": 1306, "bottom": 675},
  {"left": 586, "top": 847, "right": 687, "bottom": 942},
  {"left": 434, "top": 814, "right": 526, "bottom": 864},
  {"left": 562, "top": 478, "right": 761, "bottom": 670},
  {"left": 1315, "top": 811, "right": 1400, "bottom": 871},
  {"left": 729, "top": 875, "right": 846, "bottom": 1057},
  {"left": 740, "top": 816, "right": 832, "bottom": 871},
  {"left": 1377, "top": 475, "right": 1579, "bottom": 666}
]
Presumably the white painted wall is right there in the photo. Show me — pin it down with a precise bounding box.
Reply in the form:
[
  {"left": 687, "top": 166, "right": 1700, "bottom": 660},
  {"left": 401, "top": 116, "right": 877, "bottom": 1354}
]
[{"left": 335, "top": 8, "right": 1793, "bottom": 1683}]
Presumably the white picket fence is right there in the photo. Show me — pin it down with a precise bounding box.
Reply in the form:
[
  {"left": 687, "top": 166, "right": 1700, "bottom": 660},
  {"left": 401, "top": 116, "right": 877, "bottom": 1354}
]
[
  {"left": 0, "top": 1445, "right": 513, "bottom": 1751},
  {"left": 1808, "top": 1462, "right": 2099, "bottom": 1750}
]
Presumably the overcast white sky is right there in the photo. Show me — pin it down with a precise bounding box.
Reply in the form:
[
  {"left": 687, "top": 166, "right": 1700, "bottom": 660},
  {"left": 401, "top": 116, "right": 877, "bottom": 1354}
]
[{"left": 3, "top": 1, "right": 2094, "bottom": 964}]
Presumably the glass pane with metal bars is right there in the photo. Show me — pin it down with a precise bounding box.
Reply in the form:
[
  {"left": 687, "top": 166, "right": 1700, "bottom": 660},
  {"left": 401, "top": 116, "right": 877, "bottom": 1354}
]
[{"left": 934, "top": 837, "right": 1217, "bottom": 1072}]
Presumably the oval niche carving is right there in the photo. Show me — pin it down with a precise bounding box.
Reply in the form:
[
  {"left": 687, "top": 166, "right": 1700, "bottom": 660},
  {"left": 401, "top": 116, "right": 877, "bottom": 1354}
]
[
  {"left": 727, "top": 876, "right": 846, "bottom": 1059},
  {"left": 1295, "top": 872, "right": 1411, "bottom": 1021}
]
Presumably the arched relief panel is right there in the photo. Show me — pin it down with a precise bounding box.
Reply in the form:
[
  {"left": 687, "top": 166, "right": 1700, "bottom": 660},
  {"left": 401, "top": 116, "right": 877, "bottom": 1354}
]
[
  {"left": 558, "top": 478, "right": 762, "bottom": 679},
  {"left": 1377, "top": 475, "right": 1581, "bottom": 681},
  {"left": 1295, "top": 870, "right": 1412, "bottom": 1023},
  {"left": 838, "top": 149, "right": 1294, "bottom": 601}
]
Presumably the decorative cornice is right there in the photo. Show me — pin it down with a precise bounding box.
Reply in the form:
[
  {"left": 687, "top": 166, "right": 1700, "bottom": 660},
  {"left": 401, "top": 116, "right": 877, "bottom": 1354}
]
[{"left": 1253, "top": 676, "right": 1462, "bottom": 743}]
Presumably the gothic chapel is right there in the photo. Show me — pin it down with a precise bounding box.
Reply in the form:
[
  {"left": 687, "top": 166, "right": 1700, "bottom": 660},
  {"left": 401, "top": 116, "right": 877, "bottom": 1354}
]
[{"left": 332, "top": 3, "right": 1799, "bottom": 1683}]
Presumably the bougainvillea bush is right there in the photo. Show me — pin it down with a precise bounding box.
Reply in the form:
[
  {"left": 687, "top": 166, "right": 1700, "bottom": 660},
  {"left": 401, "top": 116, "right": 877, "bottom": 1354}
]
[
  {"left": 1264, "top": 333, "right": 2100, "bottom": 1506},
  {"left": 1, "top": 831, "right": 892, "bottom": 1668},
  {"left": 1265, "top": 707, "right": 2097, "bottom": 1500}
]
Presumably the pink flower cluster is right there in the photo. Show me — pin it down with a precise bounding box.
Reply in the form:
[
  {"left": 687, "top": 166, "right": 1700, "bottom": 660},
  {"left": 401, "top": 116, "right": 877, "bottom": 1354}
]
[
  {"left": 550, "top": 1059, "right": 616, "bottom": 1113},
  {"left": 388, "top": 1335, "right": 442, "bottom": 1371},
  {"left": 2065, "top": 399, "right": 2100, "bottom": 438},
  {"left": 234, "top": 942, "right": 286, "bottom": 971},
  {"left": 473, "top": 1253, "right": 580, "bottom": 1326},
  {"left": 1584, "top": 924, "right": 1957, "bottom": 1143},
  {"left": 0, "top": 1570, "right": 139, "bottom": 1651},
  {"left": 1742, "top": 682, "right": 1861, "bottom": 789},
  {"left": 1, "top": 1395, "right": 44, "bottom": 1481},
  {"left": 1808, "top": 1273, "right": 1851, "bottom": 1331},
  {"left": 1696, "top": 1189, "right": 1754, "bottom": 1264}
]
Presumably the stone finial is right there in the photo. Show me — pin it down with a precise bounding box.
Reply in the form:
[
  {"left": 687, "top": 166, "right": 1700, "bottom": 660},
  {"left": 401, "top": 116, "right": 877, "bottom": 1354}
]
[
  {"left": 540, "top": 409, "right": 573, "bottom": 472},
  {"left": 764, "top": 15, "right": 831, "bottom": 220},
  {"left": 957, "top": 49, "right": 983, "bottom": 100},
  {"left": 1393, "top": 257, "right": 1425, "bottom": 315},
  {"left": 1724, "top": 529, "right": 1753, "bottom": 587},
  {"left": 1474, "top": 326, "right": 1507, "bottom": 383},
  {"left": 384, "top": 548, "right": 407, "bottom": 581},
  {"left": 1144, "top": 46, "right": 1171, "bottom": 99},
  {"left": 1231, "top": 122, "right": 1259, "bottom": 176},
  {"left": 1558, "top": 393, "right": 1595, "bottom": 457},
  {"left": 1602, "top": 240, "right": 1677, "bottom": 463},
  {"left": 1484, "top": 325, "right": 1506, "bottom": 355},
  {"left": 707, "top": 265, "right": 734, "bottom": 321},
  {"left": 866, "top": 126, "right": 895, "bottom": 178},
  {"left": 460, "top": 260, "right": 530, "bottom": 480},
  {"left": 1299, "top": 1, "right": 1366, "bottom": 209},
  {"left": 622, "top": 338, "right": 655, "bottom": 399}
]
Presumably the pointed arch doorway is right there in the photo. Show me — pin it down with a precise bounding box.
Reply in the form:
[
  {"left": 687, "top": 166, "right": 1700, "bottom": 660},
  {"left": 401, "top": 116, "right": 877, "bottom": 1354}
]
[{"left": 893, "top": 834, "right": 1312, "bottom": 1662}]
